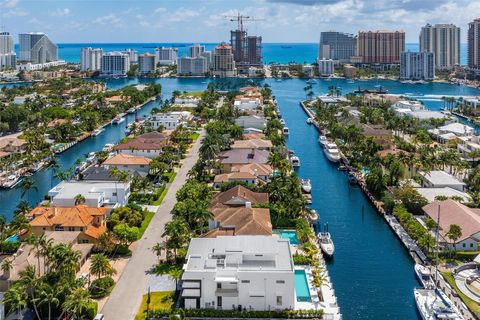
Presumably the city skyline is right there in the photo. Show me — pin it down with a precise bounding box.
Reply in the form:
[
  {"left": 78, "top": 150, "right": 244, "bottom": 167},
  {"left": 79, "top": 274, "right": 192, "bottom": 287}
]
[{"left": 0, "top": 0, "right": 479, "bottom": 43}]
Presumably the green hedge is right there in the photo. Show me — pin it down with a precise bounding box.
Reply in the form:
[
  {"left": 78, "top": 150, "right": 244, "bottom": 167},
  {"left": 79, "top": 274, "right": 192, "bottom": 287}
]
[
  {"left": 149, "top": 308, "right": 324, "bottom": 319},
  {"left": 0, "top": 241, "right": 21, "bottom": 254},
  {"left": 83, "top": 301, "right": 98, "bottom": 319},
  {"left": 90, "top": 276, "right": 115, "bottom": 299},
  {"left": 293, "top": 254, "right": 313, "bottom": 266}
]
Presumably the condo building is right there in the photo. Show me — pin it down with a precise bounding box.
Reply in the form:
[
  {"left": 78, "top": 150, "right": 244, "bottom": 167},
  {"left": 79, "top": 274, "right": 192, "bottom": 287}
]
[
  {"left": 155, "top": 47, "right": 178, "bottom": 65},
  {"left": 468, "top": 18, "right": 480, "bottom": 71},
  {"left": 319, "top": 31, "right": 357, "bottom": 62},
  {"left": 357, "top": 30, "right": 405, "bottom": 64},
  {"left": 318, "top": 58, "right": 334, "bottom": 76},
  {"left": 80, "top": 47, "right": 103, "bottom": 72},
  {"left": 213, "top": 42, "right": 236, "bottom": 77},
  {"left": 122, "top": 49, "right": 138, "bottom": 64},
  {"left": 19, "top": 32, "right": 58, "bottom": 64},
  {"left": 100, "top": 52, "right": 130, "bottom": 76},
  {"left": 419, "top": 24, "right": 460, "bottom": 70},
  {"left": 138, "top": 53, "right": 157, "bottom": 74},
  {"left": 230, "top": 29, "right": 262, "bottom": 74},
  {"left": 190, "top": 44, "right": 205, "bottom": 58},
  {"left": 400, "top": 51, "right": 435, "bottom": 81},
  {"left": 180, "top": 236, "right": 295, "bottom": 311},
  {"left": 0, "top": 32, "right": 16, "bottom": 70},
  {"left": 178, "top": 56, "right": 208, "bottom": 76}
]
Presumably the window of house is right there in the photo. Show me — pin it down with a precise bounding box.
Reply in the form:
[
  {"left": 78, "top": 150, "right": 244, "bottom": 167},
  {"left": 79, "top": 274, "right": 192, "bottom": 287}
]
[
  {"left": 276, "top": 280, "right": 285, "bottom": 284},
  {"left": 112, "top": 192, "right": 117, "bottom": 196},
  {"left": 463, "top": 243, "right": 466, "bottom": 248},
  {"left": 217, "top": 283, "right": 221, "bottom": 289},
  {"left": 241, "top": 280, "right": 250, "bottom": 283},
  {"left": 470, "top": 243, "right": 474, "bottom": 248},
  {"left": 68, "top": 227, "right": 75, "bottom": 231},
  {"left": 276, "top": 296, "right": 282, "bottom": 306},
  {"left": 217, "top": 296, "right": 222, "bottom": 307}
]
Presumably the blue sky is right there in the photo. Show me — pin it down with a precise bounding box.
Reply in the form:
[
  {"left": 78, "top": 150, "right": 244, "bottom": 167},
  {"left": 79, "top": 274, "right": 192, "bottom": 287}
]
[{"left": 0, "top": 0, "right": 478, "bottom": 43}]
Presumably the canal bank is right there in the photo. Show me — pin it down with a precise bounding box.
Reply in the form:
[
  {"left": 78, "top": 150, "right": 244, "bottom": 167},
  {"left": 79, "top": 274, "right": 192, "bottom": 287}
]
[{"left": 2, "top": 78, "right": 480, "bottom": 320}]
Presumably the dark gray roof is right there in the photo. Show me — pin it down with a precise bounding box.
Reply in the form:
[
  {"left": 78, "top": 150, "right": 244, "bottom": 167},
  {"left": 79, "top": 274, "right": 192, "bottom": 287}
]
[{"left": 81, "top": 166, "right": 116, "bottom": 181}]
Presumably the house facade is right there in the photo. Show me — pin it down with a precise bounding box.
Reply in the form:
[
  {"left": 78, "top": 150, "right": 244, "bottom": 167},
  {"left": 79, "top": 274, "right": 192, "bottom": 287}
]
[{"left": 181, "top": 236, "right": 295, "bottom": 311}]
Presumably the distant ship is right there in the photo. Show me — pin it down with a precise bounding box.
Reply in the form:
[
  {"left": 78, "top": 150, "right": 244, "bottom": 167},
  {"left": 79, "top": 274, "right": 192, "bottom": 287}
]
[
  {"left": 353, "top": 86, "right": 388, "bottom": 94},
  {"left": 281, "top": 45, "right": 293, "bottom": 49}
]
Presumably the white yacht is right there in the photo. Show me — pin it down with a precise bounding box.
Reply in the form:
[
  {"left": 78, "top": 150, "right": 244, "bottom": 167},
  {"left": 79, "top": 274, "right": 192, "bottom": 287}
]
[
  {"left": 92, "top": 128, "right": 104, "bottom": 136},
  {"left": 111, "top": 113, "right": 126, "bottom": 124},
  {"left": 414, "top": 289, "right": 463, "bottom": 320},
  {"left": 306, "top": 118, "right": 313, "bottom": 124},
  {"left": 102, "top": 144, "right": 115, "bottom": 152},
  {"left": 283, "top": 127, "right": 290, "bottom": 136},
  {"left": 318, "top": 232, "right": 335, "bottom": 257},
  {"left": 2, "top": 174, "right": 21, "bottom": 188},
  {"left": 280, "top": 119, "right": 286, "bottom": 125},
  {"left": 323, "top": 143, "right": 341, "bottom": 162},
  {"left": 415, "top": 264, "right": 435, "bottom": 289},
  {"left": 318, "top": 135, "right": 329, "bottom": 148},
  {"left": 290, "top": 155, "right": 300, "bottom": 167},
  {"left": 306, "top": 79, "right": 317, "bottom": 84},
  {"left": 85, "top": 152, "right": 97, "bottom": 164},
  {"left": 301, "top": 179, "right": 312, "bottom": 193}
]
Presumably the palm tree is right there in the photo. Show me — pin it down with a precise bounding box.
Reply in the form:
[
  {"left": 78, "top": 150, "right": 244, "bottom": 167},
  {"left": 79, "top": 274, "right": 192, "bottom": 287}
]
[
  {"left": 20, "top": 176, "right": 38, "bottom": 198},
  {"left": 90, "top": 253, "right": 115, "bottom": 279},
  {"left": 164, "top": 218, "right": 190, "bottom": 261},
  {"left": 18, "top": 265, "right": 42, "bottom": 319},
  {"left": 446, "top": 224, "right": 462, "bottom": 253},
  {"left": 3, "top": 283, "right": 28, "bottom": 319},
  {"left": 62, "top": 288, "right": 91, "bottom": 320},
  {"left": 35, "top": 282, "right": 60, "bottom": 320},
  {"left": 152, "top": 242, "right": 165, "bottom": 263},
  {"left": 74, "top": 194, "right": 86, "bottom": 205},
  {"left": 1, "top": 258, "right": 13, "bottom": 279}
]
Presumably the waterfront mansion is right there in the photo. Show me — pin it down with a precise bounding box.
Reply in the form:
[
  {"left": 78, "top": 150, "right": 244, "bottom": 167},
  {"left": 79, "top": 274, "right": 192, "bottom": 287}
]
[{"left": 181, "top": 236, "right": 295, "bottom": 311}]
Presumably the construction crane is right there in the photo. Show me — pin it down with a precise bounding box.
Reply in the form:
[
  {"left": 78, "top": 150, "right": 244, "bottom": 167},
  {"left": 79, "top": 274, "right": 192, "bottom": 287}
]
[{"left": 224, "top": 13, "right": 264, "bottom": 32}]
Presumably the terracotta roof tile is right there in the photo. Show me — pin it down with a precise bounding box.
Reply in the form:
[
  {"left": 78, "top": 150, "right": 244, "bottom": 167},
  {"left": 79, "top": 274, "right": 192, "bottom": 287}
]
[
  {"left": 103, "top": 153, "right": 152, "bottom": 165},
  {"left": 209, "top": 185, "right": 269, "bottom": 209}
]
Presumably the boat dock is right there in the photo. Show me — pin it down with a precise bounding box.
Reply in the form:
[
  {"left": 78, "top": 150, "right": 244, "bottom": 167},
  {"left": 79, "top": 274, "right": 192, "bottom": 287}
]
[{"left": 299, "top": 100, "right": 427, "bottom": 264}]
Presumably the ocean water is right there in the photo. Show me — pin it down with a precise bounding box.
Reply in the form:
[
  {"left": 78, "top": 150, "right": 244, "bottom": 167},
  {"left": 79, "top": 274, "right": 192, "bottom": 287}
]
[{"left": 14, "top": 43, "right": 469, "bottom": 65}]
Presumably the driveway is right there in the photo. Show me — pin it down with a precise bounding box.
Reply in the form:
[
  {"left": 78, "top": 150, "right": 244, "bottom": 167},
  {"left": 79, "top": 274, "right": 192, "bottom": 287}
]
[{"left": 100, "top": 130, "right": 205, "bottom": 320}]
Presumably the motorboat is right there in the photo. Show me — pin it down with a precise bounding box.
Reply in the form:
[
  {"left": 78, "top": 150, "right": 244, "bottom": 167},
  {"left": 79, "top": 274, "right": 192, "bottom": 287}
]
[
  {"left": 301, "top": 179, "right": 312, "bottom": 193},
  {"left": 92, "top": 128, "right": 104, "bottom": 136},
  {"left": 338, "top": 164, "right": 348, "bottom": 171},
  {"left": 2, "top": 174, "right": 21, "bottom": 188},
  {"left": 85, "top": 152, "right": 97, "bottom": 164},
  {"left": 318, "top": 135, "right": 329, "bottom": 148},
  {"left": 280, "top": 119, "right": 286, "bottom": 125},
  {"left": 318, "top": 227, "right": 335, "bottom": 257},
  {"left": 414, "top": 264, "right": 435, "bottom": 289},
  {"left": 306, "top": 79, "right": 317, "bottom": 84},
  {"left": 323, "top": 143, "right": 341, "bottom": 162},
  {"left": 414, "top": 288, "right": 463, "bottom": 320},
  {"left": 111, "top": 113, "right": 126, "bottom": 124},
  {"left": 290, "top": 155, "right": 300, "bottom": 167},
  {"left": 307, "top": 118, "right": 313, "bottom": 124},
  {"left": 102, "top": 144, "right": 115, "bottom": 152},
  {"left": 283, "top": 127, "right": 290, "bottom": 136},
  {"left": 308, "top": 209, "right": 318, "bottom": 222},
  {"left": 126, "top": 107, "right": 136, "bottom": 114},
  {"left": 348, "top": 172, "right": 358, "bottom": 185}
]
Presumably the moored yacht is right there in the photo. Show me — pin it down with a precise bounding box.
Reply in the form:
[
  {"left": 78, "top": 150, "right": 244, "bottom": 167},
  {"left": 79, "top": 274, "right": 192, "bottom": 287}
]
[
  {"left": 306, "top": 118, "right": 313, "bottom": 124},
  {"left": 318, "top": 228, "right": 335, "bottom": 257},
  {"left": 301, "top": 179, "right": 312, "bottom": 193},
  {"left": 92, "top": 128, "right": 104, "bottom": 136},
  {"left": 102, "top": 144, "right": 115, "bottom": 152},
  {"left": 2, "top": 174, "right": 21, "bottom": 188},
  {"left": 290, "top": 155, "right": 300, "bottom": 167},
  {"left": 414, "top": 288, "right": 463, "bottom": 320},
  {"left": 318, "top": 135, "right": 328, "bottom": 148},
  {"left": 111, "top": 113, "right": 126, "bottom": 124},
  {"left": 323, "top": 143, "right": 341, "bottom": 162},
  {"left": 282, "top": 127, "right": 290, "bottom": 136},
  {"left": 414, "top": 264, "right": 435, "bottom": 289}
]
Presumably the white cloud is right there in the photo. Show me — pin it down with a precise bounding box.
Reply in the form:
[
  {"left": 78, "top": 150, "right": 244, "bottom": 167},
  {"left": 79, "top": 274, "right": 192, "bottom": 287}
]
[
  {"left": 2, "top": 0, "right": 18, "bottom": 8},
  {"left": 0, "top": 7, "right": 28, "bottom": 18},
  {"left": 50, "top": 8, "right": 70, "bottom": 17},
  {"left": 153, "top": 7, "right": 167, "bottom": 14},
  {"left": 93, "top": 13, "right": 122, "bottom": 27}
]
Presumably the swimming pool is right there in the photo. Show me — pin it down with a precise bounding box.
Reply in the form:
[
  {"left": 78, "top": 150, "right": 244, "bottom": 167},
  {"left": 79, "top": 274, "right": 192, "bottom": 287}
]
[
  {"left": 5, "top": 235, "right": 19, "bottom": 242},
  {"left": 274, "top": 229, "right": 299, "bottom": 245},
  {"left": 294, "top": 269, "right": 311, "bottom": 302}
]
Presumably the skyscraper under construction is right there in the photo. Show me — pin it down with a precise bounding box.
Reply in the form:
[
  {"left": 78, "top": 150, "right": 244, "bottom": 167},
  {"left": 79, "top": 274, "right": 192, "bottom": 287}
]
[{"left": 228, "top": 14, "right": 263, "bottom": 74}]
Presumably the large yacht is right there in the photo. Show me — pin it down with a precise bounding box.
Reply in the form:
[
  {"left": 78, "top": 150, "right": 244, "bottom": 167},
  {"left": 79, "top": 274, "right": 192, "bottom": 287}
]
[
  {"left": 301, "top": 179, "right": 312, "bottom": 193},
  {"left": 318, "top": 231, "right": 335, "bottom": 257},
  {"left": 323, "top": 143, "right": 341, "bottom": 162},
  {"left": 414, "top": 289, "right": 463, "bottom": 320},
  {"left": 414, "top": 264, "right": 435, "bottom": 289},
  {"left": 318, "top": 135, "right": 328, "bottom": 148}
]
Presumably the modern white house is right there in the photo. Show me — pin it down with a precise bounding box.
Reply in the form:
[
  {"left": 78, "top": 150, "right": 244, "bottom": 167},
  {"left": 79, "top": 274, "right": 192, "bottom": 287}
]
[
  {"left": 457, "top": 135, "right": 480, "bottom": 158},
  {"left": 393, "top": 100, "right": 449, "bottom": 120},
  {"left": 428, "top": 123, "right": 474, "bottom": 143},
  {"left": 174, "top": 97, "right": 200, "bottom": 106},
  {"left": 234, "top": 97, "right": 262, "bottom": 111},
  {"left": 235, "top": 116, "right": 267, "bottom": 130},
  {"left": 181, "top": 236, "right": 295, "bottom": 311},
  {"left": 420, "top": 170, "right": 467, "bottom": 192},
  {"left": 48, "top": 180, "right": 130, "bottom": 208},
  {"left": 149, "top": 111, "right": 192, "bottom": 130},
  {"left": 415, "top": 187, "right": 471, "bottom": 203}
]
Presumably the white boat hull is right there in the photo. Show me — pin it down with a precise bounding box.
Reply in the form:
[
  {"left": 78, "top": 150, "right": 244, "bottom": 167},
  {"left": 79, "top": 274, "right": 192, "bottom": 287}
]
[{"left": 324, "top": 149, "right": 341, "bottom": 162}]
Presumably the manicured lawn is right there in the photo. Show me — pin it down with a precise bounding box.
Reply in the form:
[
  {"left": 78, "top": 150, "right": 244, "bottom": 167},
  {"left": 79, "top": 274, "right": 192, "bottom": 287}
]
[
  {"left": 442, "top": 272, "right": 480, "bottom": 317},
  {"left": 189, "top": 132, "right": 200, "bottom": 140},
  {"left": 138, "top": 210, "right": 155, "bottom": 238},
  {"left": 135, "top": 291, "right": 175, "bottom": 320},
  {"left": 168, "top": 172, "right": 177, "bottom": 183},
  {"left": 152, "top": 187, "right": 168, "bottom": 206},
  {"left": 180, "top": 91, "right": 203, "bottom": 97}
]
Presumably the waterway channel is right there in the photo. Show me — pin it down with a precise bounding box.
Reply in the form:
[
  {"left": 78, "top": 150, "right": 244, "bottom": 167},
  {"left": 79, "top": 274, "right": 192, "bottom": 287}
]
[{"left": 1, "top": 78, "right": 480, "bottom": 319}]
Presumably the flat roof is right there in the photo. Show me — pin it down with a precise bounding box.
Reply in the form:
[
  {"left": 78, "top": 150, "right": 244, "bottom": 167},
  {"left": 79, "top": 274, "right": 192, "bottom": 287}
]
[
  {"left": 421, "top": 170, "right": 466, "bottom": 186},
  {"left": 50, "top": 180, "right": 128, "bottom": 198},
  {"left": 415, "top": 187, "right": 471, "bottom": 203}
]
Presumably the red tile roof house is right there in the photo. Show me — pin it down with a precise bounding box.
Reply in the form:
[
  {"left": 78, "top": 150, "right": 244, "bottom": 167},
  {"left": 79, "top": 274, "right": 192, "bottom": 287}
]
[
  {"left": 422, "top": 199, "right": 480, "bottom": 251},
  {"left": 113, "top": 132, "right": 170, "bottom": 159},
  {"left": 218, "top": 149, "right": 270, "bottom": 173}
]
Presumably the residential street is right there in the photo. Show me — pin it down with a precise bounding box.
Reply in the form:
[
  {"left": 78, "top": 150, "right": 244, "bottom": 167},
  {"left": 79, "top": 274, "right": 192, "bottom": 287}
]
[{"left": 100, "top": 130, "right": 205, "bottom": 320}]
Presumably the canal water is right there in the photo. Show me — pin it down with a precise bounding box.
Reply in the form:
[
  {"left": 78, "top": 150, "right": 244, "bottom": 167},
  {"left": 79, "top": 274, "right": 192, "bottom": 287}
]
[{"left": 1, "top": 78, "right": 480, "bottom": 320}]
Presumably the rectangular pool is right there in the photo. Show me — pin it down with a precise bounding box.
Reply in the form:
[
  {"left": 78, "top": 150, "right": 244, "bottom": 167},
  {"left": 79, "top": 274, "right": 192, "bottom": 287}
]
[
  {"left": 274, "top": 229, "right": 299, "bottom": 245},
  {"left": 294, "top": 269, "right": 311, "bottom": 302}
]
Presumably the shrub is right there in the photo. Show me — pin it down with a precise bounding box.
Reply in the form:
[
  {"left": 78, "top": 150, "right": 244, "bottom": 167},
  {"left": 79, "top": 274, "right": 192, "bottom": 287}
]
[
  {"left": 82, "top": 301, "right": 98, "bottom": 319},
  {"left": 0, "top": 241, "right": 21, "bottom": 254},
  {"left": 90, "top": 276, "right": 115, "bottom": 299},
  {"left": 293, "top": 254, "right": 312, "bottom": 265}
]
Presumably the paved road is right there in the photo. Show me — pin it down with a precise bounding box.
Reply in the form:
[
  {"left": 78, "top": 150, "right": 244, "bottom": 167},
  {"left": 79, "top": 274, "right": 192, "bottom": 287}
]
[{"left": 101, "top": 130, "right": 205, "bottom": 320}]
